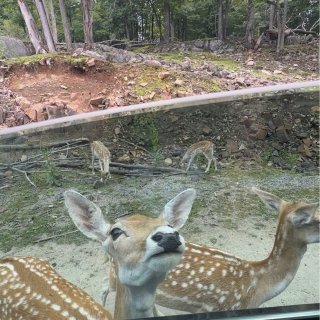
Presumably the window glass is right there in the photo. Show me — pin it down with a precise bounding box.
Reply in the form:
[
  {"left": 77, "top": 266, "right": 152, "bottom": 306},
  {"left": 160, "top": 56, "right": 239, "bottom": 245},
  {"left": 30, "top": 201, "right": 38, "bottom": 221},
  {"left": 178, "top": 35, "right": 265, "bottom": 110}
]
[{"left": 0, "top": 82, "right": 319, "bottom": 316}]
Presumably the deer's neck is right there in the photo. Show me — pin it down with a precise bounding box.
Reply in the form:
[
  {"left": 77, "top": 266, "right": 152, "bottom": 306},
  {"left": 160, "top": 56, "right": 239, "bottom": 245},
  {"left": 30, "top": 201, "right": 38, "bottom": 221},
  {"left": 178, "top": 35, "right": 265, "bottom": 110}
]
[
  {"left": 114, "top": 280, "right": 158, "bottom": 320},
  {"left": 252, "top": 225, "right": 306, "bottom": 305}
]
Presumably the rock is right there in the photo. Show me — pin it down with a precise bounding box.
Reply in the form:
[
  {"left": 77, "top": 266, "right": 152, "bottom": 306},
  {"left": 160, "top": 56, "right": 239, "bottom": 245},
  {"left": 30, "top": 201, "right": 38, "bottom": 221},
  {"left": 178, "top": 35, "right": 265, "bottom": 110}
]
[
  {"left": 73, "top": 48, "right": 83, "bottom": 56},
  {"left": 273, "top": 70, "right": 283, "bottom": 74},
  {"left": 139, "top": 82, "right": 148, "bottom": 87},
  {"left": 45, "top": 105, "right": 65, "bottom": 119},
  {"left": 118, "top": 154, "right": 131, "bottom": 162},
  {"left": 296, "top": 132, "right": 308, "bottom": 138},
  {"left": 90, "top": 96, "right": 105, "bottom": 106},
  {"left": 21, "top": 155, "right": 27, "bottom": 162},
  {"left": 70, "top": 93, "right": 78, "bottom": 101},
  {"left": 194, "top": 40, "right": 205, "bottom": 48},
  {"left": 226, "top": 141, "right": 238, "bottom": 153},
  {"left": 180, "top": 60, "right": 192, "bottom": 71},
  {"left": 144, "top": 60, "right": 162, "bottom": 68},
  {"left": 311, "top": 106, "right": 320, "bottom": 113},
  {"left": 271, "top": 142, "right": 282, "bottom": 151},
  {"left": 60, "top": 85, "right": 68, "bottom": 90},
  {"left": 174, "top": 79, "right": 184, "bottom": 86},
  {"left": 158, "top": 72, "right": 170, "bottom": 80},
  {"left": 208, "top": 40, "right": 224, "bottom": 52},
  {"left": 177, "top": 91, "right": 187, "bottom": 97},
  {"left": 15, "top": 96, "right": 31, "bottom": 110},
  {"left": 164, "top": 158, "right": 173, "bottom": 165},
  {"left": 303, "top": 137, "right": 311, "bottom": 147},
  {"left": 246, "top": 59, "right": 255, "bottom": 66},
  {"left": 86, "top": 58, "right": 95, "bottom": 67},
  {"left": 261, "top": 69, "right": 272, "bottom": 75},
  {"left": 4, "top": 170, "right": 13, "bottom": 177},
  {"left": 202, "top": 125, "right": 212, "bottom": 135},
  {"left": 276, "top": 126, "right": 289, "bottom": 142},
  {"left": 114, "top": 127, "right": 121, "bottom": 135},
  {"left": 255, "top": 127, "right": 268, "bottom": 140}
]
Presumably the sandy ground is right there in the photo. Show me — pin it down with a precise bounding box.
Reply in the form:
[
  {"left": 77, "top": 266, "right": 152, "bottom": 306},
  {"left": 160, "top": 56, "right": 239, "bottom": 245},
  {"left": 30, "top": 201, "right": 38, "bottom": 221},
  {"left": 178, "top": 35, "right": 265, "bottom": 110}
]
[{"left": 1, "top": 217, "right": 319, "bottom": 316}]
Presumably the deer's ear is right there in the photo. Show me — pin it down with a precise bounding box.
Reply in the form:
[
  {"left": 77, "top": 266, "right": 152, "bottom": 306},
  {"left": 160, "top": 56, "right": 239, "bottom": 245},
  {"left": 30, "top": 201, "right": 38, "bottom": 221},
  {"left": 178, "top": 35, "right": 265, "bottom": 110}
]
[
  {"left": 290, "top": 203, "right": 319, "bottom": 226},
  {"left": 161, "top": 189, "right": 196, "bottom": 230},
  {"left": 252, "top": 187, "right": 282, "bottom": 211},
  {"left": 64, "top": 190, "right": 110, "bottom": 242}
]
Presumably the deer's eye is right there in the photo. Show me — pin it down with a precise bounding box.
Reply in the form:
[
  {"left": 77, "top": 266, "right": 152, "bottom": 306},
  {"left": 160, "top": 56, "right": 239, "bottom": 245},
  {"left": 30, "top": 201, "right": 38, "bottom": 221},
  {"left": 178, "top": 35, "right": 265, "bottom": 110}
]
[{"left": 110, "top": 228, "right": 123, "bottom": 241}]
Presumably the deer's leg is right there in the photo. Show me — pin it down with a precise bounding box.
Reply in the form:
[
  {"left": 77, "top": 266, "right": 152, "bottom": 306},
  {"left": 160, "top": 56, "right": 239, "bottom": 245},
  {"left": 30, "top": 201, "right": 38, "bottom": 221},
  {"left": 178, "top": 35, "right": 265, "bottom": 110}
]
[
  {"left": 99, "top": 160, "right": 104, "bottom": 182},
  {"left": 101, "top": 286, "right": 110, "bottom": 307},
  {"left": 91, "top": 148, "right": 95, "bottom": 175},
  {"left": 106, "top": 159, "right": 111, "bottom": 179},
  {"left": 186, "top": 155, "right": 194, "bottom": 171},
  {"left": 205, "top": 158, "right": 212, "bottom": 173},
  {"left": 213, "top": 157, "right": 218, "bottom": 171}
]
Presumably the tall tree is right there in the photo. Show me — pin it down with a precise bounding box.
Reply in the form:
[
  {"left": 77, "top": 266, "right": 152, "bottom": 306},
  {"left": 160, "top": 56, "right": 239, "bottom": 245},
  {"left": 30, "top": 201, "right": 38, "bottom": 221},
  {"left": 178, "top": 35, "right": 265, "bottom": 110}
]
[
  {"left": 17, "top": 0, "right": 46, "bottom": 53},
  {"left": 276, "top": 0, "right": 288, "bottom": 54},
  {"left": 245, "top": 0, "right": 255, "bottom": 48},
  {"left": 218, "top": 0, "right": 229, "bottom": 41},
  {"left": 34, "top": 0, "right": 56, "bottom": 51},
  {"left": 48, "top": 0, "right": 58, "bottom": 43},
  {"left": 163, "top": 0, "right": 171, "bottom": 42},
  {"left": 58, "top": 0, "right": 73, "bottom": 50},
  {"left": 81, "top": 0, "right": 94, "bottom": 50}
]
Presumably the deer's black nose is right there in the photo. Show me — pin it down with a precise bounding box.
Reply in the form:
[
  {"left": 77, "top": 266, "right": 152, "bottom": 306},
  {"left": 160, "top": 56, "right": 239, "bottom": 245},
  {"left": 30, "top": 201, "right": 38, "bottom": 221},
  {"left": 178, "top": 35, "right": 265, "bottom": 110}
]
[{"left": 152, "top": 231, "right": 181, "bottom": 252}]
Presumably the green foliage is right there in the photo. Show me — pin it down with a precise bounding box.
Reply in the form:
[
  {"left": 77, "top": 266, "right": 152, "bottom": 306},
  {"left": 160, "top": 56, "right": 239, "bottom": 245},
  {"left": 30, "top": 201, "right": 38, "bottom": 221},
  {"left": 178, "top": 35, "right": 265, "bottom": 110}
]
[
  {"left": 43, "top": 150, "right": 62, "bottom": 187},
  {"left": 133, "top": 114, "right": 159, "bottom": 153},
  {"left": 0, "top": 0, "right": 318, "bottom": 46},
  {"left": 262, "top": 144, "right": 272, "bottom": 165}
]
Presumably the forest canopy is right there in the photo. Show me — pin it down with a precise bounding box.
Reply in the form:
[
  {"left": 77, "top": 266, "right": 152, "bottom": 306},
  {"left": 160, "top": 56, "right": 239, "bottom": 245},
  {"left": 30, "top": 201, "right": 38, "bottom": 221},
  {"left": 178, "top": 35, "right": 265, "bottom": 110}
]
[{"left": 0, "top": 0, "right": 318, "bottom": 43}]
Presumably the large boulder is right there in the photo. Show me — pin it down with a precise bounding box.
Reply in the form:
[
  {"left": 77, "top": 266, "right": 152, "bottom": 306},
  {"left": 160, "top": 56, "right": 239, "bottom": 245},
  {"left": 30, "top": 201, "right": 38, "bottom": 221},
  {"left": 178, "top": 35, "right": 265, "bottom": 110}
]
[{"left": 0, "top": 36, "right": 33, "bottom": 58}]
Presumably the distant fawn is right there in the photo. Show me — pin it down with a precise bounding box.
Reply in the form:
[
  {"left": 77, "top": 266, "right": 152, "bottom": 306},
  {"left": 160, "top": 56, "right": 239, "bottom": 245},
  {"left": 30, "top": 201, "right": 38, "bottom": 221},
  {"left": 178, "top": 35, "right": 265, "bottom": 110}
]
[
  {"left": 155, "top": 187, "right": 319, "bottom": 312},
  {"left": 91, "top": 140, "right": 111, "bottom": 181},
  {"left": 0, "top": 189, "right": 196, "bottom": 320},
  {"left": 64, "top": 188, "right": 196, "bottom": 319},
  {"left": 181, "top": 140, "right": 218, "bottom": 173}
]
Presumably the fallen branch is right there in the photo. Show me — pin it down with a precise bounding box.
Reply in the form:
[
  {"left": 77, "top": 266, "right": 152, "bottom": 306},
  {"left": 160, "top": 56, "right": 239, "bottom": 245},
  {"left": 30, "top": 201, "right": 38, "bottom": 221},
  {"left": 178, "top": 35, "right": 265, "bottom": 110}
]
[
  {"left": 0, "top": 138, "right": 90, "bottom": 151},
  {"left": 117, "top": 138, "right": 154, "bottom": 158},
  {"left": 34, "top": 230, "right": 79, "bottom": 244},
  {"left": 11, "top": 166, "right": 37, "bottom": 187},
  {"left": 110, "top": 162, "right": 186, "bottom": 173}
]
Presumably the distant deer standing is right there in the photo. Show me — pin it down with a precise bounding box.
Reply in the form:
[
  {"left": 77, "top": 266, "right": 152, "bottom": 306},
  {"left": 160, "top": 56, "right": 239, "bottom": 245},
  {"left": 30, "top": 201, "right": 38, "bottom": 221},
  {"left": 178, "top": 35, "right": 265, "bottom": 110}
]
[
  {"left": 181, "top": 140, "right": 218, "bottom": 173},
  {"left": 91, "top": 140, "right": 111, "bottom": 181}
]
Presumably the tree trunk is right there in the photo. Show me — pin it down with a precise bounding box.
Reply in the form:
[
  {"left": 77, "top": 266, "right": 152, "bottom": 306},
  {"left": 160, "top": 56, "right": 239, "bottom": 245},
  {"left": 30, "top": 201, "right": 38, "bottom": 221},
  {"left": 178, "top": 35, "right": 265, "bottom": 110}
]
[
  {"left": 163, "top": 0, "right": 170, "bottom": 43},
  {"left": 17, "top": 0, "right": 46, "bottom": 53},
  {"left": 58, "top": 0, "right": 73, "bottom": 51},
  {"left": 269, "top": 4, "right": 274, "bottom": 29},
  {"left": 276, "top": 0, "right": 288, "bottom": 54},
  {"left": 170, "top": 10, "right": 174, "bottom": 42},
  {"left": 34, "top": 0, "right": 56, "bottom": 52},
  {"left": 81, "top": 0, "right": 94, "bottom": 50},
  {"left": 48, "top": 0, "right": 58, "bottom": 43},
  {"left": 218, "top": 0, "right": 225, "bottom": 41},
  {"left": 245, "top": 0, "right": 255, "bottom": 48}
]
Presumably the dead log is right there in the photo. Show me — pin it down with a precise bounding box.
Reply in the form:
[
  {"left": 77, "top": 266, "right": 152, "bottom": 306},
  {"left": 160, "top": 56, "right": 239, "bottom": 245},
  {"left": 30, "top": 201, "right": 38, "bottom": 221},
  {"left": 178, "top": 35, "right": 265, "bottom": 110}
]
[{"left": 0, "top": 138, "right": 89, "bottom": 150}]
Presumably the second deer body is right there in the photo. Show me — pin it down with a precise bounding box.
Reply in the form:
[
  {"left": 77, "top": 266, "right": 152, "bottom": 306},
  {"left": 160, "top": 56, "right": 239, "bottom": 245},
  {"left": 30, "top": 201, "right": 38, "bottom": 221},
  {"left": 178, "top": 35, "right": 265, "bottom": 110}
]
[{"left": 155, "top": 188, "right": 319, "bottom": 312}]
